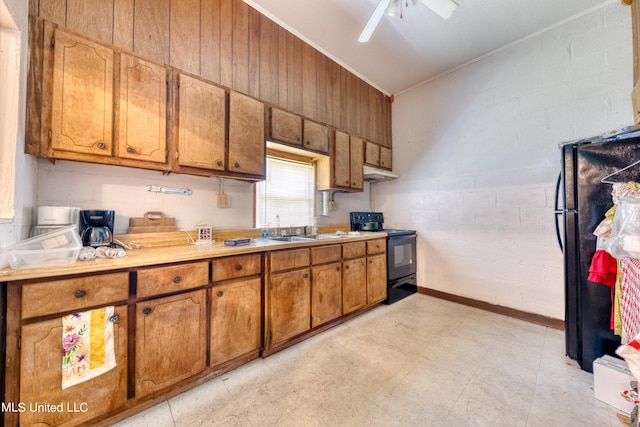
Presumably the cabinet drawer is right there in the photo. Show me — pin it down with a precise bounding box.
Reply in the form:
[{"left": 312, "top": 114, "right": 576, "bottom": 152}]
[
  {"left": 212, "top": 254, "right": 261, "bottom": 282},
  {"left": 367, "top": 239, "right": 386, "bottom": 255},
  {"left": 342, "top": 242, "right": 366, "bottom": 259},
  {"left": 270, "top": 248, "right": 310, "bottom": 272},
  {"left": 137, "top": 261, "right": 209, "bottom": 298},
  {"left": 311, "top": 245, "right": 341, "bottom": 265},
  {"left": 22, "top": 272, "right": 129, "bottom": 319}
]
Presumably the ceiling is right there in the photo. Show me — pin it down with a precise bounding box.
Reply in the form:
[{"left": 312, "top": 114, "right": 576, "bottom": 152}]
[{"left": 244, "top": 0, "right": 617, "bottom": 95}]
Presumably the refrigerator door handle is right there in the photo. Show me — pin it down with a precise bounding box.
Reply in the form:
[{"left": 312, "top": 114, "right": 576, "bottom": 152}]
[{"left": 554, "top": 172, "right": 564, "bottom": 253}]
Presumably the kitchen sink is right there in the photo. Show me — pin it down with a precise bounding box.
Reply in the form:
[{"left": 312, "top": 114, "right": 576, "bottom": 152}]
[{"left": 263, "top": 234, "right": 346, "bottom": 243}]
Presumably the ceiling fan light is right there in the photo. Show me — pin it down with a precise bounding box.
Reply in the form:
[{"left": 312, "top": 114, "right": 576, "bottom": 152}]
[{"left": 421, "top": 0, "right": 457, "bottom": 19}]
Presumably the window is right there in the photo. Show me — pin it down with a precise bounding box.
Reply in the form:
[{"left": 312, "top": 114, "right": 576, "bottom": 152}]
[{"left": 255, "top": 156, "right": 314, "bottom": 229}]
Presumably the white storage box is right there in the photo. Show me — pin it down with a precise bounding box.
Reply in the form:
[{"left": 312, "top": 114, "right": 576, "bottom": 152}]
[
  {"left": 593, "top": 355, "right": 636, "bottom": 414},
  {"left": 6, "top": 225, "right": 82, "bottom": 269}
]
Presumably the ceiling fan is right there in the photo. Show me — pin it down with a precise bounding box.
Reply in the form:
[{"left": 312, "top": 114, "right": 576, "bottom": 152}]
[{"left": 358, "top": 0, "right": 458, "bottom": 43}]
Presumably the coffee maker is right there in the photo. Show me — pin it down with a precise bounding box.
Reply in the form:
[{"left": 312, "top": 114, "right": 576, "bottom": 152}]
[{"left": 79, "top": 210, "right": 115, "bottom": 247}]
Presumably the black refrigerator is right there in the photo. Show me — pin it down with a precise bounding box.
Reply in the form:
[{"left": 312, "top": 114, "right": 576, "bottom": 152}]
[{"left": 558, "top": 126, "right": 640, "bottom": 372}]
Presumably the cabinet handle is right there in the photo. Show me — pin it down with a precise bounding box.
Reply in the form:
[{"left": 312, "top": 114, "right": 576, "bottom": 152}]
[
  {"left": 234, "top": 162, "right": 240, "bottom": 168},
  {"left": 143, "top": 307, "right": 152, "bottom": 315},
  {"left": 336, "top": 266, "right": 340, "bottom": 271},
  {"left": 96, "top": 142, "right": 107, "bottom": 150},
  {"left": 217, "top": 160, "right": 223, "bottom": 167},
  {"left": 305, "top": 140, "right": 310, "bottom": 145},
  {"left": 236, "top": 264, "right": 243, "bottom": 271},
  {"left": 126, "top": 146, "right": 135, "bottom": 154},
  {"left": 345, "top": 265, "right": 350, "bottom": 270},
  {"left": 109, "top": 314, "right": 120, "bottom": 323},
  {"left": 345, "top": 180, "right": 350, "bottom": 184},
  {"left": 296, "top": 136, "right": 301, "bottom": 141},
  {"left": 304, "top": 273, "right": 309, "bottom": 278},
  {"left": 173, "top": 276, "right": 181, "bottom": 283},
  {"left": 217, "top": 291, "right": 224, "bottom": 297},
  {"left": 369, "top": 260, "right": 373, "bottom": 264},
  {"left": 74, "top": 290, "right": 87, "bottom": 298},
  {"left": 380, "top": 161, "right": 385, "bottom": 165}
]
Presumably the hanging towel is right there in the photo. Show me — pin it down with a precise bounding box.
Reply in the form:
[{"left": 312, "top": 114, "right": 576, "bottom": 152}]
[
  {"left": 620, "top": 259, "right": 640, "bottom": 340},
  {"left": 61, "top": 306, "right": 116, "bottom": 389}
]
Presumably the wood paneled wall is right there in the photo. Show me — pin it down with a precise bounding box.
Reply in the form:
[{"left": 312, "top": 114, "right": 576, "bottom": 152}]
[{"left": 28, "top": 0, "right": 392, "bottom": 147}]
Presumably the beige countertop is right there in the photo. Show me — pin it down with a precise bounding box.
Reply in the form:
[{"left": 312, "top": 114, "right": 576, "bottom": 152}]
[{"left": 0, "top": 232, "right": 386, "bottom": 282}]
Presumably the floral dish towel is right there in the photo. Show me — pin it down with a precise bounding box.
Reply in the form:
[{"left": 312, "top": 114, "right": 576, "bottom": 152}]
[{"left": 62, "top": 306, "right": 116, "bottom": 389}]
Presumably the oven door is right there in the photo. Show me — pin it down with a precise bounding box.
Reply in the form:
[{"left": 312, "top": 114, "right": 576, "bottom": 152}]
[{"left": 387, "top": 234, "right": 416, "bottom": 281}]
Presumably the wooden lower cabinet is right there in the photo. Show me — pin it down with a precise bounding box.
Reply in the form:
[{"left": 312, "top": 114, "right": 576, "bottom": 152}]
[
  {"left": 311, "top": 261, "right": 343, "bottom": 327},
  {"left": 342, "top": 257, "right": 367, "bottom": 314},
  {"left": 210, "top": 277, "right": 262, "bottom": 367},
  {"left": 19, "top": 305, "right": 128, "bottom": 427},
  {"left": 268, "top": 268, "right": 311, "bottom": 346},
  {"left": 367, "top": 253, "right": 387, "bottom": 305},
  {"left": 135, "top": 289, "right": 207, "bottom": 397}
]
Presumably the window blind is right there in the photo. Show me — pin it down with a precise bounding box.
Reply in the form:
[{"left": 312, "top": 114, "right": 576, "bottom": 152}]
[{"left": 256, "top": 157, "right": 315, "bottom": 229}]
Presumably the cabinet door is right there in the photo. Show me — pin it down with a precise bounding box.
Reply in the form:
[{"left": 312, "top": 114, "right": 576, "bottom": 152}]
[
  {"left": 20, "top": 306, "right": 127, "bottom": 426},
  {"left": 350, "top": 136, "right": 364, "bottom": 190},
  {"left": 334, "top": 130, "right": 351, "bottom": 188},
  {"left": 365, "top": 140, "right": 380, "bottom": 167},
  {"left": 379, "top": 146, "right": 392, "bottom": 170},
  {"left": 342, "top": 257, "right": 366, "bottom": 314},
  {"left": 176, "top": 73, "right": 226, "bottom": 170},
  {"left": 311, "top": 262, "right": 343, "bottom": 327},
  {"left": 271, "top": 108, "right": 302, "bottom": 145},
  {"left": 118, "top": 53, "right": 167, "bottom": 163},
  {"left": 229, "top": 91, "right": 265, "bottom": 176},
  {"left": 367, "top": 254, "right": 387, "bottom": 305},
  {"left": 210, "top": 277, "right": 262, "bottom": 366},
  {"left": 135, "top": 290, "right": 207, "bottom": 397},
  {"left": 269, "top": 268, "right": 311, "bottom": 346},
  {"left": 303, "top": 120, "right": 329, "bottom": 153},
  {"left": 51, "top": 29, "right": 114, "bottom": 156}
]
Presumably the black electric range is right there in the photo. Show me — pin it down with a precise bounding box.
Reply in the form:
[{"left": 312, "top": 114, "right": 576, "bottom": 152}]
[{"left": 350, "top": 212, "right": 417, "bottom": 304}]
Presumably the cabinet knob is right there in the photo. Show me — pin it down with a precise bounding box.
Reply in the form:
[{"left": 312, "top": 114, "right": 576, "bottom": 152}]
[
  {"left": 296, "top": 136, "right": 301, "bottom": 142},
  {"left": 143, "top": 307, "right": 152, "bottom": 315},
  {"left": 304, "top": 273, "right": 309, "bottom": 278},
  {"left": 96, "top": 142, "right": 107, "bottom": 150},
  {"left": 126, "top": 146, "right": 135, "bottom": 154},
  {"left": 234, "top": 162, "right": 240, "bottom": 168},
  {"left": 217, "top": 160, "right": 223, "bottom": 167},
  {"left": 345, "top": 180, "right": 350, "bottom": 184},
  {"left": 74, "top": 290, "right": 87, "bottom": 298},
  {"left": 109, "top": 314, "right": 120, "bottom": 323},
  {"left": 336, "top": 266, "right": 340, "bottom": 271},
  {"left": 173, "top": 276, "right": 181, "bottom": 283},
  {"left": 305, "top": 140, "right": 310, "bottom": 145},
  {"left": 345, "top": 265, "right": 350, "bottom": 270},
  {"left": 217, "top": 291, "right": 224, "bottom": 297},
  {"left": 236, "top": 264, "right": 243, "bottom": 271}
]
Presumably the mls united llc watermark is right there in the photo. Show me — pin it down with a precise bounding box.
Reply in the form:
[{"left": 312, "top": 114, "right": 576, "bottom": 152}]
[{"left": 1, "top": 402, "right": 89, "bottom": 413}]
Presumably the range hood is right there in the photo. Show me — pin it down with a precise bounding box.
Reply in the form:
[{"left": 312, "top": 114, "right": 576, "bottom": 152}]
[{"left": 363, "top": 165, "right": 399, "bottom": 182}]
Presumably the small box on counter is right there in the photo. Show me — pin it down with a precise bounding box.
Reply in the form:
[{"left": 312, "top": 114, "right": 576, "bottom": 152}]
[
  {"left": 593, "top": 355, "right": 636, "bottom": 414},
  {"left": 128, "top": 211, "right": 177, "bottom": 233},
  {"left": 224, "top": 238, "right": 252, "bottom": 246}
]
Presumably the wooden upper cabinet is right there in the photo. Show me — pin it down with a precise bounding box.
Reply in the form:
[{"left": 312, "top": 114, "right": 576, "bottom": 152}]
[
  {"left": 175, "top": 73, "right": 227, "bottom": 171},
  {"left": 50, "top": 28, "right": 114, "bottom": 157},
  {"left": 365, "top": 141, "right": 392, "bottom": 170},
  {"left": 303, "top": 120, "right": 329, "bottom": 153},
  {"left": 118, "top": 53, "right": 168, "bottom": 163},
  {"left": 270, "top": 108, "right": 302, "bottom": 145},
  {"left": 350, "top": 136, "right": 364, "bottom": 190},
  {"left": 334, "top": 130, "right": 351, "bottom": 188},
  {"left": 229, "top": 91, "right": 265, "bottom": 177}
]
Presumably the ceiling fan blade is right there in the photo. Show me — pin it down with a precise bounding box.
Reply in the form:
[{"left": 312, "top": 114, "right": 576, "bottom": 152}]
[
  {"left": 420, "top": 0, "right": 458, "bottom": 19},
  {"left": 358, "top": 0, "right": 391, "bottom": 43}
]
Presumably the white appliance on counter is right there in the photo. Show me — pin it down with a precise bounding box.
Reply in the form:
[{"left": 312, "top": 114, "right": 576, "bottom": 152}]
[{"left": 30, "top": 206, "right": 80, "bottom": 237}]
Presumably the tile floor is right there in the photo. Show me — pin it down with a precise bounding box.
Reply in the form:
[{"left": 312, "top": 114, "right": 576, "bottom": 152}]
[{"left": 114, "top": 294, "right": 626, "bottom": 427}]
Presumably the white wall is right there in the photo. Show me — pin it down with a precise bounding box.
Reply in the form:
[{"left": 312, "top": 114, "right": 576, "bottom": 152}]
[
  {"left": 374, "top": 2, "right": 633, "bottom": 319},
  {"left": 36, "top": 160, "right": 371, "bottom": 234},
  {"left": 0, "top": 0, "right": 37, "bottom": 268}
]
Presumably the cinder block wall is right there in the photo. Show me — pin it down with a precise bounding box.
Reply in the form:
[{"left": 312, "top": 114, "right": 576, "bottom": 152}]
[{"left": 376, "top": 2, "right": 633, "bottom": 319}]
